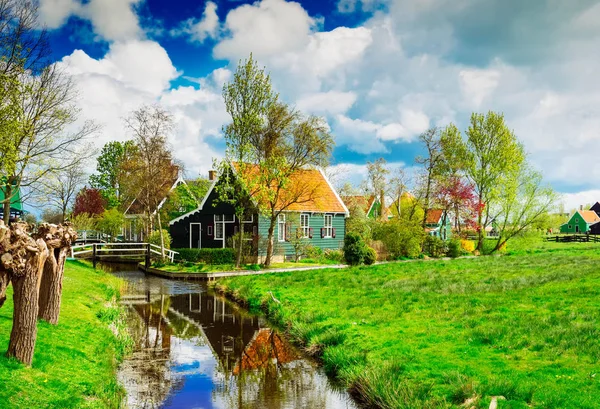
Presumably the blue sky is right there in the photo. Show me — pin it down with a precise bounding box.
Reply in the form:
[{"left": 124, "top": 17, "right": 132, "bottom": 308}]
[{"left": 40, "top": 0, "right": 600, "bottom": 209}]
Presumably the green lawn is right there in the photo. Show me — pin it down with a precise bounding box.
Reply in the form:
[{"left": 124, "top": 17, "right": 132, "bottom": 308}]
[
  {"left": 156, "top": 259, "right": 337, "bottom": 273},
  {"left": 214, "top": 243, "right": 600, "bottom": 409},
  {"left": 0, "top": 260, "right": 128, "bottom": 409}
]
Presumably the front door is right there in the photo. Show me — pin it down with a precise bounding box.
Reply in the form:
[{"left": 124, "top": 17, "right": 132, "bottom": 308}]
[
  {"left": 190, "top": 223, "right": 202, "bottom": 248},
  {"left": 576, "top": 225, "right": 580, "bottom": 233}
]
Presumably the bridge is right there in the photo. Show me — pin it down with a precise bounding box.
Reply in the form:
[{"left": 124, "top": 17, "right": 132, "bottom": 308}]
[{"left": 70, "top": 242, "right": 178, "bottom": 267}]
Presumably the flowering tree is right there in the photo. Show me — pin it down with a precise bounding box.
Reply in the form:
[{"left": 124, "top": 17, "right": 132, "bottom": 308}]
[{"left": 73, "top": 187, "right": 105, "bottom": 217}]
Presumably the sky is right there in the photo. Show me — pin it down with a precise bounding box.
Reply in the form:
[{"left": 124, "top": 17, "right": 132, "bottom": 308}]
[{"left": 38, "top": 0, "right": 600, "bottom": 210}]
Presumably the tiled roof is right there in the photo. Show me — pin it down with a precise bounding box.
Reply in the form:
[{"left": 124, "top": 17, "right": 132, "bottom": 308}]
[
  {"left": 579, "top": 210, "right": 600, "bottom": 224},
  {"left": 235, "top": 163, "right": 347, "bottom": 213},
  {"left": 342, "top": 195, "right": 376, "bottom": 214},
  {"left": 425, "top": 209, "right": 444, "bottom": 224}
]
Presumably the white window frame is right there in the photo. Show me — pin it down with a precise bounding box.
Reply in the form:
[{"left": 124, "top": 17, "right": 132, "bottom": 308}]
[
  {"left": 214, "top": 214, "right": 224, "bottom": 240},
  {"left": 300, "top": 213, "right": 310, "bottom": 238},
  {"left": 207, "top": 225, "right": 213, "bottom": 236},
  {"left": 242, "top": 214, "right": 254, "bottom": 223},
  {"left": 278, "top": 214, "right": 286, "bottom": 242},
  {"left": 324, "top": 214, "right": 333, "bottom": 238}
]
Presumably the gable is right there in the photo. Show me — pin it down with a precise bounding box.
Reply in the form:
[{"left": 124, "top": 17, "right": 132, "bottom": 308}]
[{"left": 425, "top": 209, "right": 444, "bottom": 224}]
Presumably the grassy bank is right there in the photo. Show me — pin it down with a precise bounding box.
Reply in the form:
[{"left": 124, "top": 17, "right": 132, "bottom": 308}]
[
  {"left": 215, "top": 244, "right": 600, "bottom": 408},
  {"left": 0, "top": 260, "right": 129, "bottom": 409}
]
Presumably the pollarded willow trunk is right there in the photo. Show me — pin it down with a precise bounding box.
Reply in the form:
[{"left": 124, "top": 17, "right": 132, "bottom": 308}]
[
  {"left": 7, "top": 237, "right": 49, "bottom": 366},
  {"left": 37, "top": 223, "right": 76, "bottom": 324}
]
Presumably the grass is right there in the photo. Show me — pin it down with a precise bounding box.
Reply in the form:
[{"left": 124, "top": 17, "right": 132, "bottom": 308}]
[
  {"left": 0, "top": 260, "right": 129, "bottom": 409},
  {"left": 214, "top": 240, "right": 600, "bottom": 409},
  {"left": 154, "top": 259, "right": 336, "bottom": 274}
]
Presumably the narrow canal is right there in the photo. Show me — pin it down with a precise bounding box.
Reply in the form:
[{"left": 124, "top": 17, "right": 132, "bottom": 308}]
[{"left": 103, "top": 264, "right": 359, "bottom": 409}]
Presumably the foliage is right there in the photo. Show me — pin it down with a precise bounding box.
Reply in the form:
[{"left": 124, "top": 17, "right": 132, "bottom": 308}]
[
  {"left": 89, "top": 140, "right": 136, "bottom": 208},
  {"left": 0, "top": 260, "right": 128, "bottom": 408},
  {"left": 346, "top": 205, "right": 372, "bottom": 241},
  {"left": 364, "top": 246, "right": 377, "bottom": 265},
  {"left": 96, "top": 208, "right": 124, "bottom": 240},
  {"left": 73, "top": 187, "right": 105, "bottom": 217},
  {"left": 217, "top": 245, "right": 600, "bottom": 409},
  {"left": 423, "top": 235, "right": 447, "bottom": 257},
  {"left": 69, "top": 212, "right": 97, "bottom": 231},
  {"left": 343, "top": 232, "right": 367, "bottom": 265},
  {"left": 446, "top": 239, "right": 462, "bottom": 258},
  {"left": 460, "top": 239, "right": 475, "bottom": 253},
  {"left": 373, "top": 219, "right": 424, "bottom": 259},
  {"left": 324, "top": 249, "right": 344, "bottom": 263},
  {"left": 226, "top": 231, "right": 255, "bottom": 263},
  {"left": 174, "top": 248, "right": 236, "bottom": 264},
  {"left": 147, "top": 229, "right": 171, "bottom": 250},
  {"left": 161, "top": 179, "right": 210, "bottom": 222}
]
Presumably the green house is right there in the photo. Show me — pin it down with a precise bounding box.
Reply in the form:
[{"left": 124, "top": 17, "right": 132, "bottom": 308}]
[
  {"left": 425, "top": 209, "right": 452, "bottom": 240},
  {"left": 560, "top": 210, "right": 600, "bottom": 234},
  {"left": 343, "top": 195, "right": 392, "bottom": 219},
  {"left": 169, "top": 166, "right": 349, "bottom": 262},
  {"left": 0, "top": 184, "right": 23, "bottom": 220}
]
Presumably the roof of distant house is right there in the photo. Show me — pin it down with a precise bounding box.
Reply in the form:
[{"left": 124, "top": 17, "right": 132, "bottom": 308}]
[
  {"left": 578, "top": 210, "right": 600, "bottom": 224},
  {"left": 342, "top": 195, "right": 376, "bottom": 215},
  {"left": 425, "top": 209, "right": 444, "bottom": 224}
]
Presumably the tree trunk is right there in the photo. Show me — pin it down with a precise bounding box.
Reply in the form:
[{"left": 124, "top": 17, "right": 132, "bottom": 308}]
[
  {"left": 264, "top": 218, "right": 276, "bottom": 267},
  {"left": 38, "top": 247, "right": 68, "bottom": 324},
  {"left": 157, "top": 212, "right": 165, "bottom": 259},
  {"left": 7, "top": 239, "right": 48, "bottom": 366},
  {"left": 0, "top": 268, "right": 9, "bottom": 308},
  {"left": 3, "top": 182, "right": 13, "bottom": 225}
]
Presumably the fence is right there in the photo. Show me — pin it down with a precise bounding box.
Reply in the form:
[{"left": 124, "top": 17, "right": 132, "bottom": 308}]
[
  {"left": 70, "top": 242, "right": 178, "bottom": 267},
  {"left": 545, "top": 235, "right": 600, "bottom": 243}
]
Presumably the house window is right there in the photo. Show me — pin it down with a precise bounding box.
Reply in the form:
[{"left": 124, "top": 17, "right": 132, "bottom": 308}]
[
  {"left": 568, "top": 225, "right": 572, "bottom": 230},
  {"left": 224, "top": 214, "right": 235, "bottom": 222},
  {"left": 215, "top": 214, "right": 223, "bottom": 222},
  {"left": 324, "top": 214, "right": 332, "bottom": 238},
  {"left": 278, "top": 214, "right": 286, "bottom": 241},
  {"left": 215, "top": 223, "right": 223, "bottom": 239},
  {"left": 207, "top": 225, "right": 213, "bottom": 236},
  {"left": 301, "top": 214, "right": 310, "bottom": 238},
  {"left": 242, "top": 214, "right": 253, "bottom": 223}
]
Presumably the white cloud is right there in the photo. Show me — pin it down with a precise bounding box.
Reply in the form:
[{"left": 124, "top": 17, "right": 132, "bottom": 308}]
[
  {"left": 57, "top": 40, "right": 227, "bottom": 179},
  {"left": 459, "top": 68, "right": 500, "bottom": 107},
  {"left": 296, "top": 91, "right": 357, "bottom": 115},
  {"left": 214, "top": 0, "right": 315, "bottom": 60},
  {"left": 39, "top": 0, "right": 143, "bottom": 41},
  {"left": 561, "top": 191, "right": 600, "bottom": 213},
  {"left": 171, "top": 1, "right": 220, "bottom": 43}
]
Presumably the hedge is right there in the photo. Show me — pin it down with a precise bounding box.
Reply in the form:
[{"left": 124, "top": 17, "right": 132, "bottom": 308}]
[{"left": 174, "top": 248, "right": 235, "bottom": 265}]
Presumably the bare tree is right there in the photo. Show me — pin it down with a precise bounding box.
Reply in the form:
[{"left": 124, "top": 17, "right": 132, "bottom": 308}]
[
  {"left": 33, "top": 163, "right": 87, "bottom": 223},
  {"left": 414, "top": 128, "right": 445, "bottom": 229}
]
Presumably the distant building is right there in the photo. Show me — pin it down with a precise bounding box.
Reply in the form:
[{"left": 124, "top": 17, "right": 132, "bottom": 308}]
[
  {"left": 560, "top": 210, "right": 600, "bottom": 234},
  {"left": 0, "top": 185, "right": 24, "bottom": 222},
  {"left": 424, "top": 209, "right": 452, "bottom": 240}
]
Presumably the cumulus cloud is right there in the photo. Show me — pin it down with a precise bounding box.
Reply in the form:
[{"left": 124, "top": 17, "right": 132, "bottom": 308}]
[
  {"left": 39, "top": 0, "right": 143, "bottom": 41},
  {"left": 171, "top": 1, "right": 220, "bottom": 43},
  {"left": 57, "top": 40, "right": 226, "bottom": 178},
  {"left": 296, "top": 91, "right": 357, "bottom": 115}
]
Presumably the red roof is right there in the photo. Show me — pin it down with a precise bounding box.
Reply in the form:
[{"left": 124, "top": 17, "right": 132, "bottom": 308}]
[
  {"left": 425, "top": 209, "right": 444, "bottom": 224},
  {"left": 342, "top": 195, "right": 376, "bottom": 214}
]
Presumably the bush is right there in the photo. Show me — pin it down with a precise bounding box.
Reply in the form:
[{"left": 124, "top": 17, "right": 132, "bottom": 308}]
[
  {"left": 147, "top": 229, "right": 171, "bottom": 249},
  {"left": 174, "top": 248, "right": 235, "bottom": 264},
  {"left": 460, "top": 239, "right": 475, "bottom": 253},
  {"left": 324, "top": 248, "right": 344, "bottom": 263},
  {"left": 246, "top": 263, "right": 261, "bottom": 271},
  {"left": 373, "top": 219, "right": 423, "bottom": 259},
  {"left": 343, "top": 232, "right": 367, "bottom": 265},
  {"left": 423, "top": 235, "right": 446, "bottom": 258},
  {"left": 305, "top": 245, "right": 324, "bottom": 259},
  {"left": 446, "top": 239, "right": 462, "bottom": 258},
  {"left": 364, "top": 247, "right": 377, "bottom": 265}
]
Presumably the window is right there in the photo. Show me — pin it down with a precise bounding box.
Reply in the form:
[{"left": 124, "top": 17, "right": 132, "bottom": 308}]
[
  {"left": 215, "top": 223, "right": 223, "bottom": 239},
  {"left": 300, "top": 214, "right": 310, "bottom": 238},
  {"left": 568, "top": 225, "right": 572, "bottom": 229},
  {"left": 324, "top": 214, "right": 332, "bottom": 238},
  {"left": 207, "top": 225, "right": 213, "bottom": 236},
  {"left": 224, "top": 214, "right": 235, "bottom": 222},
  {"left": 278, "top": 214, "right": 286, "bottom": 241},
  {"left": 215, "top": 214, "right": 223, "bottom": 222},
  {"left": 242, "top": 214, "right": 253, "bottom": 223}
]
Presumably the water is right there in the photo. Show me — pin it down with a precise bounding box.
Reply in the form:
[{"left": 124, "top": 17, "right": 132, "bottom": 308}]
[{"left": 106, "top": 264, "right": 359, "bottom": 409}]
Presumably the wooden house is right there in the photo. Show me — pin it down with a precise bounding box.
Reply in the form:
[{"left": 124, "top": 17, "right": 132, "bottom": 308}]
[
  {"left": 343, "top": 195, "right": 383, "bottom": 219},
  {"left": 425, "top": 209, "right": 452, "bottom": 240},
  {"left": 169, "top": 166, "right": 349, "bottom": 262},
  {"left": 560, "top": 210, "right": 600, "bottom": 234},
  {"left": 0, "top": 184, "right": 24, "bottom": 222}
]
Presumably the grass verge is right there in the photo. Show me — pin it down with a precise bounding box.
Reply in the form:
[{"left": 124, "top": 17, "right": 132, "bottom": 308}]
[
  {"left": 214, "top": 245, "right": 600, "bottom": 409},
  {"left": 0, "top": 260, "right": 130, "bottom": 409}
]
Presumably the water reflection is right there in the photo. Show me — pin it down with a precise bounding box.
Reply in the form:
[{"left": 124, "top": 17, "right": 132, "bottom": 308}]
[{"left": 114, "top": 269, "right": 358, "bottom": 409}]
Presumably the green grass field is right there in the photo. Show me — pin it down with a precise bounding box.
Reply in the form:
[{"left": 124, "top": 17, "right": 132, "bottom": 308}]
[
  {"left": 215, "top": 241, "right": 600, "bottom": 408},
  {"left": 0, "top": 260, "right": 128, "bottom": 409}
]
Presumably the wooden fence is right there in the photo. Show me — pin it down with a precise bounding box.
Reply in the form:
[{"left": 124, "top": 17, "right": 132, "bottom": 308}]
[
  {"left": 545, "top": 235, "right": 600, "bottom": 243},
  {"left": 70, "top": 242, "right": 178, "bottom": 268}
]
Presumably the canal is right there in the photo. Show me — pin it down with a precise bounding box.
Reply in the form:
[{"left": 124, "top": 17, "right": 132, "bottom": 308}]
[{"left": 105, "top": 264, "right": 359, "bottom": 409}]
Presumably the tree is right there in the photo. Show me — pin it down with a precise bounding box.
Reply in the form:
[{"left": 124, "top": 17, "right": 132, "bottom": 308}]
[
  {"left": 388, "top": 167, "right": 409, "bottom": 219},
  {"left": 35, "top": 164, "right": 87, "bottom": 223},
  {"left": 89, "top": 141, "right": 135, "bottom": 208},
  {"left": 96, "top": 208, "right": 124, "bottom": 241},
  {"left": 0, "top": 1, "right": 97, "bottom": 224},
  {"left": 160, "top": 179, "right": 210, "bottom": 223},
  {"left": 362, "top": 158, "right": 389, "bottom": 220},
  {"left": 414, "top": 128, "right": 445, "bottom": 231},
  {"left": 73, "top": 187, "right": 105, "bottom": 217},
  {"left": 218, "top": 54, "right": 277, "bottom": 267}
]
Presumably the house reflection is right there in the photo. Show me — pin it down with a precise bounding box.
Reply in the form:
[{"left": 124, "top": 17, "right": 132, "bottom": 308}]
[{"left": 119, "top": 290, "right": 356, "bottom": 409}]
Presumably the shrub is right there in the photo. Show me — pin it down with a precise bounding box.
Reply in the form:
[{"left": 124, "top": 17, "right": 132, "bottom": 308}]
[
  {"left": 174, "top": 248, "right": 235, "bottom": 264},
  {"left": 246, "top": 263, "right": 261, "bottom": 271},
  {"left": 147, "top": 229, "right": 171, "bottom": 249},
  {"left": 324, "top": 248, "right": 344, "bottom": 263},
  {"left": 364, "top": 247, "right": 377, "bottom": 265},
  {"left": 446, "top": 239, "right": 462, "bottom": 258},
  {"left": 460, "top": 239, "right": 475, "bottom": 253},
  {"left": 343, "top": 232, "right": 367, "bottom": 265},
  {"left": 305, "top": 245, "right": 324, "bottom": 259},
  {"left": 373, "top": 219, "right": 423, "bottom": 259},
  {"left": 423, "top": 235, "right": 446, "bottom": 258}
]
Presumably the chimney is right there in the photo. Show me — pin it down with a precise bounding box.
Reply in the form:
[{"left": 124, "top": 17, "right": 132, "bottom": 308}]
[
  {"left": 208, "top": 170, "right": 216, "bottom": 181},
  {"left": 580, "top": 204, "right": 583, "bottom": 211}
]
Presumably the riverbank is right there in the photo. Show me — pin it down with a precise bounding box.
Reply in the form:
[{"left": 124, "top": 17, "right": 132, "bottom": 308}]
[
  {"left": 0, "top": 260, "right": 129, "bottom": 409},
  {"left": 214, "top": 246, "right": 600, "bottom": 409}
]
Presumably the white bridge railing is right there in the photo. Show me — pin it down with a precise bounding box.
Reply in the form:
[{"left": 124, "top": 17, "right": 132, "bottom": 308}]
[{"left": 70, "top": 242, "right": 178, "bottom": 263}]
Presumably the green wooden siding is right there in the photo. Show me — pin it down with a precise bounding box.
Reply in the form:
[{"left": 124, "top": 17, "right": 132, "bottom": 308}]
[
  {"left": 560, "top": 212, "right": 590, "bottom": 234},
  {"left": 367, "top": 200, "right": 381, "bottom": 219},
  {"left": 257, "top": 213, "right": 345, "bottom": 256}
]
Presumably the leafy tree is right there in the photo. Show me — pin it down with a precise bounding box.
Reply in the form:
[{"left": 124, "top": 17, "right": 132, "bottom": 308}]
[
  {"left": 362, "top": 158, "right": 389, "bottom": 220},
  {"left": 343, "top": 232, "right": 367, "bottom": 265},
  {"left": 89, "top": 141, "right": 135, "bottom": 208},
  {"left": 160, "top": 179, "right": 210, "bottom": 223},
  {"left": 73, "top": 187, "right": 105, "bottom": 217},
  {"left": 69, "top": 212, "right": 97, "bottom": 231},
  {"left": 96, "top": 208, "right": 124, "bottom": 241},
  {"left": 217, "top": 54, "right": 277, "bottom": 267}
]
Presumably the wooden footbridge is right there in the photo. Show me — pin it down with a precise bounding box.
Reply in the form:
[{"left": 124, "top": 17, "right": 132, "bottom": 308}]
[{"left": 70, "top": 242, "right": 178, "bottom": 267}]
